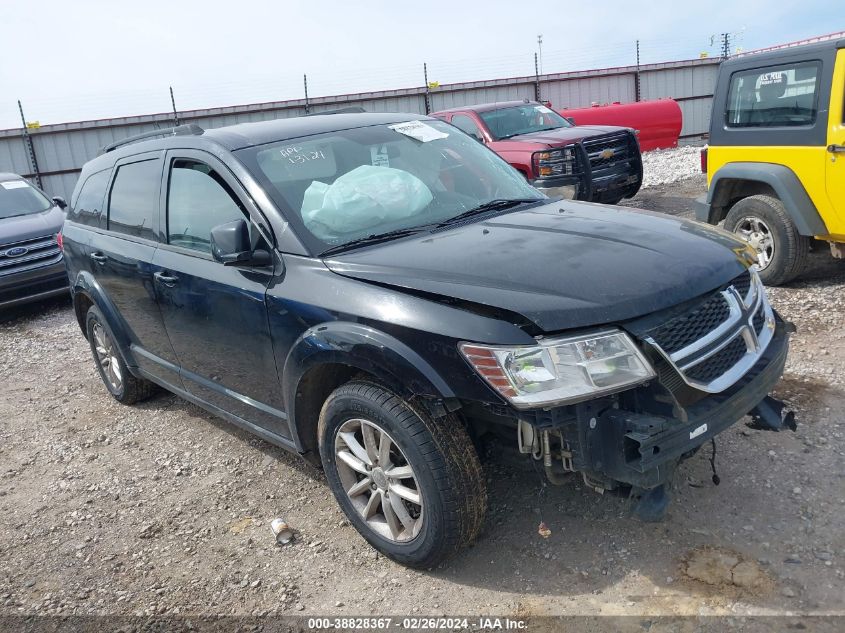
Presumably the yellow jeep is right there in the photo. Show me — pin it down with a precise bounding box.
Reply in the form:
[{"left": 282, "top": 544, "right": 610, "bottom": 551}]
[{"left": 697, "top": 38, "right": 845, "bottom": 285}]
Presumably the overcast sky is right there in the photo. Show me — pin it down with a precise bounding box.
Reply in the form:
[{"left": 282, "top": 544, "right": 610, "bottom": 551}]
[{"left": 0, "top": 0, "right": 841, "bottom": 129}]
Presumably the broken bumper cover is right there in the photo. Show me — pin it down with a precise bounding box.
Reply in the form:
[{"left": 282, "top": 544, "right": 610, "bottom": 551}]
[{"left": 580, "top": 322, "right": 789, "bottom": 490}]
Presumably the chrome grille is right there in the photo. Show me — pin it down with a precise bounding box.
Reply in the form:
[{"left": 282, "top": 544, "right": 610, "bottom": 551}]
[
  {"left": 582, "top": 132, "right": 633, "bottom": 169},
  {"left": 644, "top": 269, "right": 775, "bottom": 393},
  {"left": 650, "top": 293, "right": 731, "bottom": 354},
  {"left": 0, "top": 234, "right": 62, "bottom": 277},
  {"left": 685, "top": 336, "right": 748, "bottom": 383}
]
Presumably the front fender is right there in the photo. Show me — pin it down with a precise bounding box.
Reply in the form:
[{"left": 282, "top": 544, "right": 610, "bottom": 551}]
[{"left": 282, "top": 321, "right": 458, "bottom": 429}]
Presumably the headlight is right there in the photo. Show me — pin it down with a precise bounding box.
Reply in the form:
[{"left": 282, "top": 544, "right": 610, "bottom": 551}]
[{"left": 459, "top": 330, "right": 655, "bottom": 409}]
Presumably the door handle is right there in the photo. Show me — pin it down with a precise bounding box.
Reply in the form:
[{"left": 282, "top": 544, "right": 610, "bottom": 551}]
[
  {"left": 827, "top": 144, "right": 845, "bottom": 153},
  {"left": 90, "top": 252, "right": 107, "bottom": 265},
  {"left": 153, "top": 271, "right": 179, "bottom": 287}
]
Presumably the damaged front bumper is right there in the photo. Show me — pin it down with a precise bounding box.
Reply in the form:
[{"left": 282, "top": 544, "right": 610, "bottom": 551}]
[{"left": 519, "top": 322, "right": 791, "bottom": 492}]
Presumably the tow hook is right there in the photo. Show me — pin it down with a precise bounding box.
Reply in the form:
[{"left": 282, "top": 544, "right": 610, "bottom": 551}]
[{"left": 747, "top": 395, "right": 797, "bottom": 432}]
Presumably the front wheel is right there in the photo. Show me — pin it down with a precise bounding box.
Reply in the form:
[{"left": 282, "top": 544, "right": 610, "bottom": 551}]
[
  {"left": 318, "top": 381, "right": 486, "bottom": 568},
  {"left": 723, "top": 194, "right": 809, "bottom": 286}
]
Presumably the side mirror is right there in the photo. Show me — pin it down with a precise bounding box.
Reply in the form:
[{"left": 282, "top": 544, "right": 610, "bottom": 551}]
[
  {"left": 52, "top": 196, "right": 67, "bottom": 210},
  {"left": 210, "top": 218, "right": 270, "bottom": 266}
]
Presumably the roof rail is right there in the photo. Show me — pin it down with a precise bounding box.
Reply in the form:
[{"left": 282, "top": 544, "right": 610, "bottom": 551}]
[
  {"left": 305, "top": 106, "right": 366, "bottom": 116},
  {"left": 99, "top": 123, "right": 205, "bottom": 155}
]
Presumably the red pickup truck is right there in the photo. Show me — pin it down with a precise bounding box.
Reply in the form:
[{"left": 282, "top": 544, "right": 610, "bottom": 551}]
[{"left": 432, "top": 100, "right": 642, "bottom": 204}]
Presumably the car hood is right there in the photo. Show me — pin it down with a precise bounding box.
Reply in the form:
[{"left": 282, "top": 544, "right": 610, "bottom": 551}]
[
  {"left": 324, "top": 201, "right": 752, "bottom": 334},
  {"left": 0, "top": 205, "right": 65, "bottom": 244},
  {"left": 500, "top": 125, "right": 629, "bottom": 146}
]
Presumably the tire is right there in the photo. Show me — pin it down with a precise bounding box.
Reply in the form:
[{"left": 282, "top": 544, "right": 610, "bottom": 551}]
[
  {"left": 723, "top": 195, "right": 809, "bottom": 286},
  {"left": 85, "top": 305, "right": 157, "bottom": 405},
  {"left": 318, "top": 381, "right": 486, "bottom": 568}
]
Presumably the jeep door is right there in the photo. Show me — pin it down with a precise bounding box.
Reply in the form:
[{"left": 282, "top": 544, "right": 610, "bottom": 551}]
[
  {"left": 151, "top": 150, "right": 289, "bottom": 436},
  {"left": 95, "top": 152, "right": 182, "bottom": 386},
  {"left": 826, "top": 47, "right": 845, "bottom": 239}
]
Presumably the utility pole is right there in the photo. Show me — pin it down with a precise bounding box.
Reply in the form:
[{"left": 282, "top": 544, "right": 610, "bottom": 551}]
[
  {"left": 537, "top": 34, "right": 544, "bottom": 75},
  {"left": 721, "top": 32, "right": 731, "bottom": 58},
  {"left": 17, "top": 100, "right": 42, "bottom": 189},
  {"left": 303, "top": 74, "right": 310, "bottom": 114},
  {"left": 635, "top": 40, "right": 641, "bottom": 102},
  {"left": 534, "top": 53, "right": 541, "bottom": 102},
  {"left": 169, "top": 86, "right": 179, "bottom": 126}
]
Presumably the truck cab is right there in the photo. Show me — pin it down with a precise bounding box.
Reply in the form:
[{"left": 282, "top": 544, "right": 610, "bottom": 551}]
[
  {"left": 697, "top": 39, "right": 845, "bottom": 285},
  {"left": 432, "top": 100, "right": 642, "bottom": 205}
]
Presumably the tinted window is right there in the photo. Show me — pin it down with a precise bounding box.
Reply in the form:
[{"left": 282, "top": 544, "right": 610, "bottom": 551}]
[
  {"left": 167, "top": 159, "right": 246, "bottom": 253},
  {"left": 726, "top": 61, "right": 821, "bottom": 128},
  {"left": 70, "top": 170, "right": 111, "bottom": 227},
  {"left": 0, "top": 179, "right": 51, "bottom": 219},
  {"left": 451, "top": 115, "right": 483, "bottom": 141},
  {"left": 108, "top": 159, "right": 160, "bottom": 240}
]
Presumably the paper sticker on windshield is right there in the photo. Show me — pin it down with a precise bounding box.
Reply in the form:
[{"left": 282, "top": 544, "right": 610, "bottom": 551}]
[
  {"left": 370, "top": 145, "right": 390, "bottom": 167},
  {"left": 1, "top": 180, "right": 29, "bottom": 190},
  {"left": 535, "top": 105, "right": 554, "bottom": 114},
  {"left": 389, "top": 120, "right": 448, "bottom": 142}
]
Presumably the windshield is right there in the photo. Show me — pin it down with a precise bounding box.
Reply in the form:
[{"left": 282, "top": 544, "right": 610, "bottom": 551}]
[
  {"left": 479, "top": 104, "right": 572, "bottom": 140},
  {"left": 0, "top": 179, "right": 52, "bottom": 219},
  {"left": 237, "top": 119, "right": 544, "bottom": 254}
]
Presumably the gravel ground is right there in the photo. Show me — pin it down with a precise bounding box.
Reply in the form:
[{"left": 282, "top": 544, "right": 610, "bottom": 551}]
[
  {"left": 639, "top": 146, "right": 703, "bottom": 188},
  {"left": 1, "top": 179, "right": 844, "bottom": 622}
]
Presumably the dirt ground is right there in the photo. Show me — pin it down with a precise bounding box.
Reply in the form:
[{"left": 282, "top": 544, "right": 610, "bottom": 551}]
[{"left": 1, "top": 178, "right": 844, "bottom": 622}]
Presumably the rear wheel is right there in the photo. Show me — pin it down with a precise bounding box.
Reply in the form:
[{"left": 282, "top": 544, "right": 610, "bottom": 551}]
[
  {"left": 86, "top": 306, "right": 157, "bottom": 405},
  {"left": 318, "top": 381, "right": 486, "bottom": 568},
  {"left": 724, "top": 194, "right": 809, "bottom": 286}
]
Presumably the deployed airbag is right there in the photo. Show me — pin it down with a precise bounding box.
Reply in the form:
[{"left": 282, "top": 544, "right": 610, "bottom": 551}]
[{"left": 301, "top": 165, "right": 433, "bottom": 239}]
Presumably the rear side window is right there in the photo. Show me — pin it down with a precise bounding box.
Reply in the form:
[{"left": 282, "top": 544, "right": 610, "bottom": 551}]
[
  {"left": 451, "top": 114, "right": 484, "bottom": 142},
  {"left": 166, "top": 159, "right": 246, "bottom": 254},
  {"left": 70, "top": 169, "right": 110, "bottom": 227},
  {"left": 108, "top": 159, "right": 160, "bottom": 240},
  {"left": 726, "top": 61, "right": 822, "bottom": 128}
]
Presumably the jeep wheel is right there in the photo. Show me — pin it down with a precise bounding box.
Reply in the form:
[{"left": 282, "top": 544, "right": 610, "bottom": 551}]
[
  {"left": 318, "top": 381, "right": 486, "bottom": 568},
  {"left": 86, "top": 305, "right": 157, "bottom": 405},
  {"left": 724, "top": 195, "right": 809, "bottom": 286}
]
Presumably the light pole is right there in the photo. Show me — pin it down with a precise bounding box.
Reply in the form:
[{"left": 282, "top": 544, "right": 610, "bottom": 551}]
[{"left": 537, "top": 34, "right": 544, "bottom": 75}]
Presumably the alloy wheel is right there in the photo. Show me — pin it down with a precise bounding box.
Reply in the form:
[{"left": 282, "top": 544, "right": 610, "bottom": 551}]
[
  {"left": 734, "top": 216, "right": 775, "bottom": 270},
  {"left": 92, "top": 323, "right": 123, "bottom": 392},
  {"left": 334, "top": 418, "right": 424, "bottom": 542}
]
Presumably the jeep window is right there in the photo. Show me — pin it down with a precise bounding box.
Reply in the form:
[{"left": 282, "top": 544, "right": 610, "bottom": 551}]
[
  {"left": 479, "top": 104, "right": 573, "bottom": 140},
  {"left": 726, "top": 61, "right": 821, "bottom": 128},
  {"left": 451, "top": 114, "right": 484, "bottom": 142},
  {"left": 167, "top": 159, "right": 246, "bottom": 253},
  {"left": 237, "top": 120, "right": 543, "bottom": 253},
  {"left": 107, "top": 159, "right": 160, "bottom": 240},
  {"left": 0, "top": 179, "right": 52, "bottom": 219},
  {"left": 69, "top": 169, "right": 110, "bottom": 227}
]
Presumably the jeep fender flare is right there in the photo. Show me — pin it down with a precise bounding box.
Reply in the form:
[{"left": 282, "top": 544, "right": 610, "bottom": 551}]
[
  {"left": 281, "top": 321, "right": 459, "bottom": 451},
  {"left": 696, "top": 162, "right": 828, "bottom": 236}
]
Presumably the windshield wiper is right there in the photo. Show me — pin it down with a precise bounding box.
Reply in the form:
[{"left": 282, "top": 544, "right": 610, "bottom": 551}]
[
  {"left": 319, "top": 225, "right": 436, "bottom": 257},
  {"left": 437, "top": 198, "right": 542, "bottom": 227}
]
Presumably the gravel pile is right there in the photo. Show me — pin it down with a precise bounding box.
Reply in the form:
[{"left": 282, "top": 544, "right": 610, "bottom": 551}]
[{"left": 641, "top": 146, "right": 703, "bottom": 188}]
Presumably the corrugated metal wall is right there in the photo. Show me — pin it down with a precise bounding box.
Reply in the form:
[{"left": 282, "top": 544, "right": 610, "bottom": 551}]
[{"left": 0, "top": 58, "right": 719, "bottom": 200}]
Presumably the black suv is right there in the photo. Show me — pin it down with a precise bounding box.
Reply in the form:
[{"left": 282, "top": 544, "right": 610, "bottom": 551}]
[{"left": 63, "top": 113, "right": 792, "bottom": 568}]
